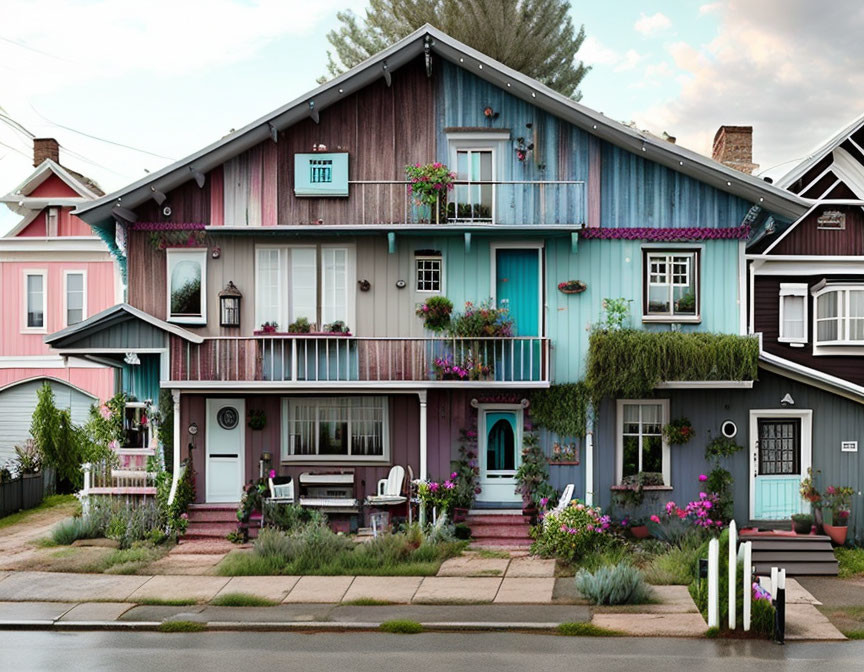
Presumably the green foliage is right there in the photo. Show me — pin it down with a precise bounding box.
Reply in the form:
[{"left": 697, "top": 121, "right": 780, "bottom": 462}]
[
  {"left": 514, "top": 432, "right": 552, "bottom": 506},
  {"left": 405, "top": 162, "right": 455, "bottom": 208},
  {"left": 30, "top": 383, "right": 87, "bottom": 491},
  {"left": 170, "top": 277, "right": 201, "bottom": 315},
  {"left": 662, "top": 418, "right": 694, "bottom": 445},
  {"left": 210, "top": 593, "right": 279, "bottom": 607},
  {"left": 586, "top": 330, "right": 759, "bottom": 401},
  {"left": 449, "top": 299, "right": 513, "bottom": 337},
  {"left": 450, "top": 428, "right": 480, "bottom": 509},
  {"left": 321, "top": 0, "right": 590, "bottom": 99},
  {"left": 705, "top": 466, "right": 735, "bottom": 523},
  {"left": 156, "top": 457, "right": 196, "bottom": 535},
  {"left": 705, "top": 435, "right": 743, "bottom": 460},
  {"left": 612, "top": 471, "right": 665, "bottom": 509},
  {"left": 557, "top": 622, "right": 622, "bottom": 637},
  {"left": 13, "top": 440, "right": 41, "bottom": 474},
  {"left": 532, "top": 501, "right": 616, "bottom": 563},
  {"left": 51, "top": 516, "right": 102, "bottom": 545},
  {"left": 287, "top": 316, "right": 312, "bottom": 333},
  {"left": 529, "top": 383, "right": 589, "bottom": 438},
  {"left": 158, "top": 620, "right": 206, "bottom": 633},
  {"left": 601, "top": 297, "right": 631, "bottom": 330},
  {"left": 104, "top": 502, "right": 164, "bottom": 550},
  {"left": 0, "top": 494, "right": 76, "bottom": 531},
  {"left": 100, "top": 543, "right": 166, "bottom": 574},
  {"left": 454, "top": 523, "right": 471, "bottom": 540},
  {"left": 157, "top": 389, "right": 174, "bottom": 474},
  {"left": 247, "top": 409, "right": 266, "bottom": 431},
  {"left": 641, "top": 533, "right": 706, "bottom": 585},
  {"left": 837, "top": 548, "right": 864, "bottom": 578},
  {"left": 86, "top": 393, "right": 127, "bottom": 450},
  {"left": 261, "top": 502, "right": 327, "bottom": 532},
  {"left": 379, "top": 619, "right": 423, "bottom": 634},
  {"left": 416, "top": 295, "right": 454, "bottom": 332},
  {"left": 574, "top": 563, "right": 651, "bottom": 605}
]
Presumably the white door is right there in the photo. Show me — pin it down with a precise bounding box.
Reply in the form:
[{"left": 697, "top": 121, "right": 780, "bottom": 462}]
[
  {"left": 476, "top": 406, "right": 523, "bottom": 504},
  {"left": 206, "top": 398, "right": 245, "bottom": 503}
]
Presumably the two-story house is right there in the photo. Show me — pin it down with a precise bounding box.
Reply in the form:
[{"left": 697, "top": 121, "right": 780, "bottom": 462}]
[
  {"left": 49, "top": 27, "right": 816, "bottom": 532},
  {"left": 0, "top": 139, "right": 120, "bottom": 464}
]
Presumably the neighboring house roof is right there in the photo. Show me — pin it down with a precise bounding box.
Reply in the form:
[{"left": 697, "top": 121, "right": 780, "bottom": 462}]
[
  {"left": 0, "top": 375, "right": 98, "bottom": 399},
  {"left": 777, "top": 112, "right": 864, "bottom": 190},
  {"left": 45, "top": 303, "right": 203, "bottom": 347},
  {"left": 760, "top": 350, "right": 864, "bottom": 406},
  {"left": 73, "top": 24, "right": 810, "bottom": 225}
]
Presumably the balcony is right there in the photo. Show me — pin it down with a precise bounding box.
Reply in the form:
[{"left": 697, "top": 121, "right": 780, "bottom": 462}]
[
  {"left": 168, "top": 335, "right": 550, "bottom": 387},
  {"left": 349, "top": 180, "right": 585, "bottom": 227}
]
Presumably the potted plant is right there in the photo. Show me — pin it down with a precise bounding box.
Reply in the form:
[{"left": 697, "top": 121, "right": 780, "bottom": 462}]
[
  {"left": 621, "top": 515, "right": 650, "bottom": 539},
  {"left": 405, "top": 162, "right": 455, "bottom": 223},
  {"left": 514, "top": 432, "right": 551, "bottom": 518},
  {"left": 247, "top": 409, "right": 266, "bottom": 431},
  {"left": 260, "top": 321, "right": 278, "bottom": 334},
  {"left": 791, "top": 513, "right": 813, "bottom": 535},
  {"left": 557, "top": 280, "right": 587, "bottom": 295},
  {"left": 823, "top": 485, "right": 854, "bottom": 545},
  {"left": 662, "top": 418, "right": 694, "bottom": 445},
  {"left": 416, "top": 295, "right": 453, "bottom": 333},
  {"left": 324, "top": 321, "right": 351, "bottom": 335},
  {"left": 800, "top": 467, "right": 824, "bottom": 534},
  {"left": 287, "top": 317, "right": 312, "bottom": 334}
]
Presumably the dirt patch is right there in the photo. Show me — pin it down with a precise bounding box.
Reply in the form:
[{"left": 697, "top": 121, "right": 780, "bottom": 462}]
[{"left": 0, "top": 499, "right": 79, "bottom": 570}]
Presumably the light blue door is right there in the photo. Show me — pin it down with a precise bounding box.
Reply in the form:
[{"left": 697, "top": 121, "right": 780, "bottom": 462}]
[
  {"left": 477, "top": 410, "right": 521, "bottom": 503},
  {"left": 753, "top": 418, "right": 805, "bottom": 520},
  {"left": 496, "top": 248, "right": 541, "bottom": 382}
]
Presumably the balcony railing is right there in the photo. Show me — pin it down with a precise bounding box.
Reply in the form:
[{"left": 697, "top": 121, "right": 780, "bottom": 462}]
[
  {"left": 169, "top": 335, "right": 550, "bottom": 385},
  {"left": 349, "top": 180, "right": 585, "bottom": 227}
]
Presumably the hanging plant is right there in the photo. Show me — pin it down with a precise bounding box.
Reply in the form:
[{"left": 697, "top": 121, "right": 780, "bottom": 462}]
[
  {"left": 405, "top": 162, "right": 455, "bottom": 208},
  {"left": 416, "top": 296, "right": 453, "bottom": 332},
  {"left": 148, "top": 230, "right": 207, "bottom": 251},
  {"left": 558, "top": 280, "right": 587, "bottom": 295},
  {"left": 247, "top": 409, "right": 267, "bottom": 431},
  {"left": 529, "top": 383, "right": 589, "bottom": 438},
  {"left": 662, "top": 418, "right": 694, "bottom": 445},
  {"left": 704, "top": 435, "right": 744, "bottom": 460}
]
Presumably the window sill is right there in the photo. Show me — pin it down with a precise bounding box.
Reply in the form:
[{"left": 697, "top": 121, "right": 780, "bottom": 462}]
[
  {"left": 281, "top": 458, "right": 390, "bottom": 466},
  {"left": 167, "top": 317, "right": 206, "bottom": 326},
  {"left": 642, "top": 316, "right": 701, "bottom": 324},
  {"left": 610, "top": 484, "right": 673, "bottom": 492}
]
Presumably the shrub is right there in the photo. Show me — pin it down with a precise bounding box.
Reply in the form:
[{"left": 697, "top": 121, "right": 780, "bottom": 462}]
[
  {"left": 261, "top": 502, "right": 326, "bottom": 532},
  {"left": 105, "top": 502, "right": 164, "bottom": 550},
  {"left": 51, "top": 516, "right": 101, "bottom": 545},
  {"left": 642, "top": 534, "right": 705, "bottom": 585},
  {"left": 415, "top": 295, "right": 453, "bottom": 332},
  {"left": 532, "top": 501, "right": 616, "bottom": 562},
  {"left": 514, "top": 432, "right": 554, "bottom": 508},
  {"left": 379, "top": 619, "right": 423, "bottom": 634},
  {"left": 574, "top": 563, "right": 651, "bottom": 605}
]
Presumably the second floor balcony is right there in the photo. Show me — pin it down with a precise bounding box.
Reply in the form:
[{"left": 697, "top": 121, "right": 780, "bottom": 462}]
[{"left": 167, "top": 334, "right": 550, "bottom": 388}]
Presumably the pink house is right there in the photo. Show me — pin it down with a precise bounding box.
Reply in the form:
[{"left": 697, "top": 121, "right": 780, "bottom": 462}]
[{"left": 0, "top": 139, "right": 120, "bottom": 463}]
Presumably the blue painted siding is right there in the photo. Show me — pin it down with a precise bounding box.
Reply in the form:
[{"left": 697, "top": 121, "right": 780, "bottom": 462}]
[{"left": 122, "top": 355, "right": 162, "bottom": 404}]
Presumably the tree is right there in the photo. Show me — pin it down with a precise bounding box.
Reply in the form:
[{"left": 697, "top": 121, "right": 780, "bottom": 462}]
[
  {"left": 30, "top": 383, "right": 85, "bottom": 492},
  {"left": 321, "top": 0, "right": 590, "bottom": 99}
]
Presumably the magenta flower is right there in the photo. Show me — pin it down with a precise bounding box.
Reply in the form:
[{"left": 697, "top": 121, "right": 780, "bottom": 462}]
[
  {"left": 650, "top": 514, "right": 660, "bottom": 523},
  {"left": 269, "top": 469, "right": 276, "bottom": 479},
  {"left": 540, "top": 497, "right": 549, "bottom": 507},
  {"left": 429, "top": 481, "right": 440, "bottom": 492},
  {"left": 698, "top": 474, "right": 708, "bottom": 482},
  {"left": 450, "top": 472, "right": 458, "bottom": 479},
  {"left": 443, "top": 480, "right": 455, "bottom": 490}
]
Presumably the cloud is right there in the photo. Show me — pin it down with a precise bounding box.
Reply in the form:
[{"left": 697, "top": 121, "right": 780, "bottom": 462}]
[
  {"left": 632, "top": 0, "right": 864, "bottom": 179},
  {"left": 634, "top": 12, "right": 672, "bottom": 36},
  {"left": 699, "top": 3, "right": 723, "bottom": 15},
  {"left": 580, "top": 37, "right": 644, "bottom": 72}
]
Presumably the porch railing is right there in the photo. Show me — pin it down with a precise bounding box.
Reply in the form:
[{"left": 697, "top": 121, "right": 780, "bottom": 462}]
[
  {"left": 169, "top": 335, "right": 550, "bottom": 385},
  {"left": 82, "top": 448, "right": 158, "bottom": 498},
  {"left": 349, "top": 180, "right": 585, "bottom": 226}
]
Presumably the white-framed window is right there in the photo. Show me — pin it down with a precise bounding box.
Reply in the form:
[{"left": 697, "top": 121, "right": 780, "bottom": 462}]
[
  {"left": 166, "top": 248, "right": 207, "bottom": 325},
  {"left": 616, "top": 399, "right": 670, "bottom": 485},
  {"left": 64, "top": 270, "right": 87, "bottom": 327},
  {"left": 779, "top": 283, "right": 808, "bottom": 344},
  {"left": 281, "top": 396, "right": 389, "bottom": 462},
  {"left": 453, "top": 148, "right": 494, "bottom": 222},
  {"left": 813, "top": 284, "right": 864, "bottom": 346},
  {"left": 415, "top": 255, "right": 443, "bottom": 293},
  {"left": 643, "top": 250, "right": 700, "bottom": 321},
  {"left": 23, "top": 270, "right": 47, "bottom": 332},
  {"left": 255, "top": 245, "right": 353, "bottom": 331}
]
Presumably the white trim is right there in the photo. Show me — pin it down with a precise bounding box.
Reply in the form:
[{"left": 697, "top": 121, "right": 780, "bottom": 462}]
[
  {"left": 448, "top": 141, "right": 499, "bottom": 224},
  {"left": 21, "top": 269, "right": 47, "bottom": 334},
  {"left": 738, "top": 240, "right": 747, "bottom": 335},
  {"left": 205, "top": 398, "right": 246, "bottom": 503},
  {"left": 476, "top": 403, "right": 524, "bottom": 504},
  {"left": 490, "top": 241, "right": 545, "bottom": 337},
  {"left": 0, "top": 374, "right": 99, "bottom": 398},
  {"left": 778, "top": 283, "right": 808, "bottom": 344},
  {"left": 759, "top": 350, "right": 864, "bottom": 405},
  {"left": 166, "top": 248, "right": 208, "bottom": 325},
  {"left": 45, "top": 303, "right": 203, "bottom": 345},
  {"left": 748, "top": 409, "right": 812, "bottom": 521},
  {"left": 63, "top": 269, "right": 88, "bottom": 328},
  {"left": 749, "top": 259, "right": 864, "bottom": 276},
  {"left": 654, "top": 380, "right": 754, "bottom": 389},
  {"left": 444, "top": 131, "right": 512, "bottom": 142},
  {"left": 54, "top": 347, "right": 167, "bottom": 355},
  {"left": 414, "top": 254, "right": 444, "bottom": 294},
  {"left": 615, "top": 399, "right": 670, "bottom": 486},
  {"left": 642, "top": 249, "right": 701, "bottom": 322},
  {"left": 811, "top": 283, "right": 864, "bottom": 350},
  {"left": 0, "top": 355, "right": 107, "bottom": 369}
]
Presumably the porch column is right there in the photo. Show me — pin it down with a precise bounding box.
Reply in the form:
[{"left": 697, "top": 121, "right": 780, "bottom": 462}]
[
  {"left": 585, "top": 402, "right": 595, "bottom": 506},
  {"left": 418, "top": 390, "right": 428, "bottom": 481},
  {"left": 168, "top": 388, "right": 181, "bottom": 504}
]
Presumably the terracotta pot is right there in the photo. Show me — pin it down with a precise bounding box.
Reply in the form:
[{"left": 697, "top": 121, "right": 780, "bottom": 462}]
[
  {"left": 824, "top": 523, "right": 848, "bottom": 546},
  {"left": 630, "top": 525, "right": 650, "bottom": 539}
]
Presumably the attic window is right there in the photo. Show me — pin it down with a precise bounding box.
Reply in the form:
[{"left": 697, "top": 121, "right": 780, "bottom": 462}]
[
  {"left": 310, "top": 159, "right": 333, "bottom": 184},
  {"left": 294, "top": 153, "right": 348, "bottom": 197},
  {"left": 817, "top": 210, "right": 846, "bottom": 230}
]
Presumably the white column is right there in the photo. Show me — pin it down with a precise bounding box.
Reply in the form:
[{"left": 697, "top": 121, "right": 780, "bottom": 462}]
[
  {"left": 728, "top": 520, "right": 738, "bottom": 630},
  {"left": 168, "top": 389, "right": 182, "bottom": 504},
  {"left": 585, "top": 430, "right": 594, "bottom": 506},
  {"left": 418, "top": 390, "right": 428, "bottom": 481},
  {"left": 708, "top": 537, "right": 719, "bottom": 628},
  {"left": 743, "top": 541, "right": 752, "bottom": 631}
]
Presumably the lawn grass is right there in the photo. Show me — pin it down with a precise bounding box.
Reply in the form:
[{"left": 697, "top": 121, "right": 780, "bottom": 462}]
[
  {"left": 379, "top": 619, "right": 423, "bottom": 634},
  {"left": 341, "top": 598, "right": 397, "bottom": 606},
  {"left": 137, "top": 597, "right": 198, "bottom": 606},
  {"left": 835, "top": 547, "right": 864, "bottom": 578},
  {"left": 217, "top": 552, "right": 444, "bottom": 577},
  {"left": 158, "top": 620, "right": 206, "bottom": 633},
  {"left": 473, "top": 549, "right": 511, "bottom": 559},
  {"left": 100, "top": 545, "right": 168, "bottom": 574},
  {"left": 210, "top": 593, "right": 279, "bottom": 607},
  {"left": 557, "top": 622, "right": 622, "bottom": 637},
  {"left": 0, "top": 494, "right": 77, "bottom": 531}
]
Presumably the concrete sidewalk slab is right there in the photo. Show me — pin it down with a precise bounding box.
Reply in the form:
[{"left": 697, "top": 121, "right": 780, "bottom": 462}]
[
  {"left": 128, "top": 575, "right": 230, "bottom": 603},
  {"left": 437, "top": 556, "right": 510, "bottom": 577},
  {"left": 0, "top": 573, "right": 9, "bottom": 583},
  {"left": 551, "top": 577, "right": 587, "bottom": 604},
  {"left": 785, "top": 603, "right": 846, "bottom": 640},
  {"left": 59, "top": 602, "right": 136, "bottom": 622},
  {"left": 215, "top": 576, "right": 300, "bottom": 603},
  {"left": 592, "top": 612, "right": 708, "bottom": 637},
  {"left": 505, "top": 557, "right": 555, "bottom": 578},
  {"left": 0, "top": 601, "right": 74, "bottom": 622},
  {"left": 118, "top": 604, "right": 206, "bottom": 621},
  {"left": 0, "top": 571, "right": 149, "bottom": 602},
  {"left": 798, "top": 576, "right": 864, "bottom": 608},
  {"left": 341, "top": 576, "right": 422, "bottom": 604},
  {"left": 494, "top": 578, "right": 555, "bottom": 603},
  {"left": 283, "top": 576, "right": 354, "bottom": 603},
  {"left": 412, "top": 577, "right": 502, "bottom": 604},
  {"left": 330, "top": 603, "right": 592, "bottom": 624},
  {"left": 784, "top": 578, "right": 822, "bottom": 605},
  {"left": 147, "top": 553, "right": 224, "bottom": 575}
]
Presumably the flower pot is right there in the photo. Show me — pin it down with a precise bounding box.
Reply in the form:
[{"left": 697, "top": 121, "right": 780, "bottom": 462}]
[
  {"left": 824, "top": 523, "right": 848, "bottom": 546},
  {"left": 630, "top": 525, "right": 650, "bottom": 539},
  {"left": 452, "top": 507, "right": 468, "bottom": 523},
  {"left": 791, "top": 517, "right": 812, "bottom": 535}
]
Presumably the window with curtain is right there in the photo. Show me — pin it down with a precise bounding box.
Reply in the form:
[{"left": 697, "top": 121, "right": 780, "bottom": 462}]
[
  {"left": 618, "top": 400, "right": 668, "bottom": 483},
  {"left": 779, "top": 283, "right": 807, "bottom": 343},
  {"left": 814, "top": 286, "right": 864, "bottom": 345},
  {"left": 643, "top": 250, "right": 700, "bottom": 320},
  {"left": 281, "top": 397, "right": 388, "bottom": 461},
  {"left": 65, "top": 271, "right": 86, "bottom": 326}
]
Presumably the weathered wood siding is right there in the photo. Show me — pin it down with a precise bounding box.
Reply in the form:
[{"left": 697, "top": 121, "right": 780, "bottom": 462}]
[{"left": 770, "top": 205, "right": 864, "bottom": 255}]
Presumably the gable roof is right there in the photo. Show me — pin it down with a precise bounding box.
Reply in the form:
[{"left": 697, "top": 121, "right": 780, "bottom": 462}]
[
  {"left": 74, "top": 25, "right": 809, "bottom": 226},
  {"left": 777, "top": 112, "right": 864, "bottom": 191}
]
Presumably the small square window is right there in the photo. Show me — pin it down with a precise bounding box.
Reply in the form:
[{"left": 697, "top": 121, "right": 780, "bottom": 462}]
[
  {"left": 416, "top": 256, "right": 442, "bottom": 293},
  {"left": 309, "top": 159, "right": 333, "bottom": 184}
]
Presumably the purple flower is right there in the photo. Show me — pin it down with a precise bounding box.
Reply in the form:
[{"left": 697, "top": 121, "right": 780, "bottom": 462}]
[
  {"left": 540, "top": 497, "right": 549, "bottom": 507},
  {"left": 698, "top": 474, "right": 708, "bottom": 482},
  {"left": 450, "top": 472, "right": 458, "bottom": 479},
  {"left": 429, "top": 481, "right": 439, "bottom": 492},
  {"left": 443, "top": 480, "right": 455, "bottom": 490}
]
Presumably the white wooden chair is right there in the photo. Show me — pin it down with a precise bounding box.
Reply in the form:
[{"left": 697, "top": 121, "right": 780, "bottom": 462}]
[
  {"left": 268, "top": 477, "right": 294, "bottom": 503},
  {"left": 365, "top": 465, "right": 407, "bottom": 506},
  {"left": 543, "top": 483, "right": 575, "bottom": 526}
]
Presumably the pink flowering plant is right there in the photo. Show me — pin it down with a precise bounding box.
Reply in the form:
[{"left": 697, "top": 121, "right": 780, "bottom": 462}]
[
  {"left": 416, "top": 295, "right": 453, "bottom": 332},
  {"left": 417, "top": 473, "right": 460, "bottom": 514},
  {"left": 405, "top": 162, "right": 455, "bottom": 208},
  {"left": 532, "top": 500, "right": 617, "bottom": 562},
  {"left": 432, "top": 355, "right": 492, "bottom": 381},
  {"left": 648, "top": 491, "right": 725, "bottom": 543},
  {"left": 449, "top": 299, "right": 514, "bottom": 337},
  {"left": 823, "top": 485, "right": 854, "bottom": 527}
]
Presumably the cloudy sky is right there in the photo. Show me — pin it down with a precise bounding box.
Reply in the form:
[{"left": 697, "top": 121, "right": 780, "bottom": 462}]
[{"left": 1, "top": 0, "right": 862, "bottom": 231}]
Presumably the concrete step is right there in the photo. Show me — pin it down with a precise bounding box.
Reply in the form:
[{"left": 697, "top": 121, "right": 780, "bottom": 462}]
[
  {"left": 468, "top": 524, "right": 532, "bottom": 539},
  {"left": 464, "top": 515, "right": 530, "bottom": 526},
  {"left": 469, "top": 536, "right": 533, "bottom": 549},
  {"left": 186, "top": 510, "right": 239, "bottom": 523},
  {"left": 184, "top": 522, "right": 237, "bottom": 538},
  {"left": 752, "top": 551, "right": 839, "bottom": 563},
  {"left": 754, "top": 561, "right": 839, "bottom": 576}
]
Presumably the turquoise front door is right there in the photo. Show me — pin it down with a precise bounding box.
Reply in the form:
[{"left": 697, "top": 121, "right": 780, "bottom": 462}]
[
  {"left": 495, "top": 248, "right": 541, "bottom": 382},
  {"left": 752, "top": 418, "right": 806, "bottom": 520},
  {"left": 477, "top": 410, "right": 521, "bottom": 503}
]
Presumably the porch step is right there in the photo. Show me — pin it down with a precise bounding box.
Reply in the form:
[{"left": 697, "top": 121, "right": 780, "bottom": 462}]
[
  {"left": 467, "top": 524, "right": 532, "bottom": 538},
  {"left": 468, "top": 536, "right": 533, "bottom": 549},
  {"left": 464, "top": 512, "right": 533, "bottom": 549},
  {"left": 185, "top": 509, "right": 239, "bottom": 523},
  {"left": 463, "top": 515, "right": 530, "bottom": 526},
  {"left": 741, "top": 533, "right": 838, "bottom": 576}
]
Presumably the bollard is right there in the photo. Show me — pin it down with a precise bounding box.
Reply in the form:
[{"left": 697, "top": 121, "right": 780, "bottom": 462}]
[
  {"left": 742, "top": 541, "right": 752, "bottom": 632},
  {"left": 707, "top": 538, "right": 719, "bottom": 628},
  {"left": 774, "top": 568, "right": 786, "bottom": 645}
]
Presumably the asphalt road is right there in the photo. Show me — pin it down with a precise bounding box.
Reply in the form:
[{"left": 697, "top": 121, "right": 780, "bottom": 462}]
[{"left": 2, "top": 631, "right": 864, "bottom": 672}]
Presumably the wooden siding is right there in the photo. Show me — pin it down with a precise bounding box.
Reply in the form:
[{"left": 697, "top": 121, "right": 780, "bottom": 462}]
[
  {"left": 60, "top": 317, "right": 167, "bottom": 350},
  {"left": 135, "top": 177, "right": 211, "bottom": 223},
  {"left": 771, "top": 205, "right": 864, "bottom": 255},
  {"left": 754, "top": 275, "right": 864, "bottom": 386},
  {"left": 220, "top": 142, "right": 278, "bottom": 227}
]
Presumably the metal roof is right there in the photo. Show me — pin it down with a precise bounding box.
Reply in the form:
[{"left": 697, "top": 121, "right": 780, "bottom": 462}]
[
  {"left": 44, "top": 303, "right": 203, "bottom": 346},
  {"left": 74, "top": 24, "right": 810, "bottom": 225},
  {"left": 776, "top": 112, "right": 864, "bottom": 190}
]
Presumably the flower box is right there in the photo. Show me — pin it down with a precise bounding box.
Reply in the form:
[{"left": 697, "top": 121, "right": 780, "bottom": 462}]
[
  {"left": 253, "top": 331, "right": 353, "bottom": 337},
  {"left": 549, "top": 460, "right": 580, "bottom": 466},
  {"left": 557, "top": 280, "right": 587, "bottom": 295}
]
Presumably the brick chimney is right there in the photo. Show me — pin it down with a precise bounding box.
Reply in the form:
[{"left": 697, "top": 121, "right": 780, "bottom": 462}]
[
  {"left": 33, "top": 138, "right": 60, "bottom": 167},
  {"left": 712, "top": 126, "right": 758, "bottom": 175}
]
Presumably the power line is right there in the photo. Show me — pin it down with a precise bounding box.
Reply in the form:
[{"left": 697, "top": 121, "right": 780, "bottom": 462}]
[
  {"left": 0, "top": 113, "right": 35, "bottom": 139},
  {"left": 0, "top": 139, "right": 30, "bottom": 161},
  {"left": 0, "top": 34, "right": 77, "bottom": 64}
]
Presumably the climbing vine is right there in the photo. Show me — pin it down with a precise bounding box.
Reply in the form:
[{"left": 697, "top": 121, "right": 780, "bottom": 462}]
[{"left": 529, "top": 383, "right": 590, "bottom": 438}]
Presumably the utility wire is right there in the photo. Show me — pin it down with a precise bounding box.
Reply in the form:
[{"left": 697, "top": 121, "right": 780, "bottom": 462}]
[{"left": 0, "top": 34, "right": 78, "bottom": 64}]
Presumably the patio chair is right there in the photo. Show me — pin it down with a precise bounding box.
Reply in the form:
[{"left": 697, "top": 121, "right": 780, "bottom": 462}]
[
  {"left": 543, "top": 483, "right": 575, "bottom": 526},
  {"left": 268, "top": 477, "right": 294, "bottom": 503},
  {"left": 365, "top": 465, "right": 407, "bottom": 507}
]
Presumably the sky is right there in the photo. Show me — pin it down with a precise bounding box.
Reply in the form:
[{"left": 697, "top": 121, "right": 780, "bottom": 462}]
[{"left": 2, "top": 0, "right": 863, "bottom": 232}]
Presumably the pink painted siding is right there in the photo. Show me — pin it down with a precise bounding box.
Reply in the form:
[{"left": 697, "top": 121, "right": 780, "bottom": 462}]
[
  {"left": 17, "top": 212, "right": 47, "bottom": 237},
  {"left": 29, "top": 174, "right": 79, "bottom": 198},
  {"left": 0, "top": 367, "right": 114, "bottom": 402},
  {"left": 0, "top": 260, "right": 116, "bottom": 356},
  {"left": 209, "top": 167, "right": 224, "bottom": 227},
  {"left": 57, "top": 209, "right": 93, "bottom": 237}
]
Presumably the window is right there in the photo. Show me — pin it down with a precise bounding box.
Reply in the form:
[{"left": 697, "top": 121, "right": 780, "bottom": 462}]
[
  {"left": 309, "top": 159, "right": 332, "bottom": 184},
  {"left": 452, "top": 148, "right": 493, "bottom": 222},
  {"left": 813, "top": 284, "right": 864, "bottom": 346},
  {"left": 24, "top": 271, "right": 46, "bottom": 331},
  {"left": 64, "top": 271, "right": 86, "bottom": 326},
  {"left": 255, "top": 246, "right": 352, "bottom": 330},
  {"left": 281, "top": 397, "right": 388, "bottom": 461},
  {"left": 415, "top": 255, "right": 443, "bottom": 293},
  {"left": 643, "top": 250, "right": 700, "bottom": 321},
  {"left": 166, "top": 249, "right": 207, "bottom": 324},
  {"left": 616, "top": 400, "right": 669, "bottom": 485},
  {"left": 779, "top": 283, "right": 807, "bottom": 344}
]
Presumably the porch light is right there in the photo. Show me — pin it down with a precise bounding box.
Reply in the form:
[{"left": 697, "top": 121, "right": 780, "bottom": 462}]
[{"left": 219, "top": 281, "right": 242, "bottom": 328}]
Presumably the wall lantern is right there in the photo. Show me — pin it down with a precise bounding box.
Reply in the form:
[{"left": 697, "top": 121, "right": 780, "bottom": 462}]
[{"left": 219, "top": 281, "right": 242, "bottom": 328}]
